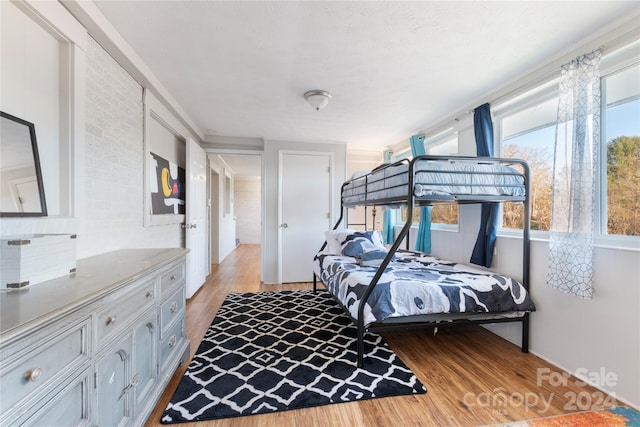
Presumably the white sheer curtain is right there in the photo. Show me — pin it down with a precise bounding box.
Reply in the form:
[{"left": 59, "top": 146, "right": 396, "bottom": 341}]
[{"left": 546, "top": 50, "right": 601, "bottom": 299}]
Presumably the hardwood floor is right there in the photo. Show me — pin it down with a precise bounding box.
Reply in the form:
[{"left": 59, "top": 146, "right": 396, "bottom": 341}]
[{"left": 145, "top": 244, "right": 616, "bottom": 427}]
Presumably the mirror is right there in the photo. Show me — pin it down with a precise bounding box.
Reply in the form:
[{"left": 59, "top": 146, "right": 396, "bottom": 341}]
[{"left": 0, "top": 111, "right": 47, "bottom": 216}]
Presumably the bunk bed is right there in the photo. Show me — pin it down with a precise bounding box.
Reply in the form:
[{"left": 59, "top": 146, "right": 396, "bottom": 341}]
[{"left": 312, "top": 155, "right": 536, "bottom": 367}]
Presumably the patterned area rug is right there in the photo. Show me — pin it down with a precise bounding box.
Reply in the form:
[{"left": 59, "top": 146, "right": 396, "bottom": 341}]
[
  {"left": 161, "top": 289, "right": 426, "bottom": 423},
  {"left": 490, "top": 406, "right": 640, "bottom": 426}
]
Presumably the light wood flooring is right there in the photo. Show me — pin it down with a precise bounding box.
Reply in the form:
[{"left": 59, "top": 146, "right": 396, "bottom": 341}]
[{"left": 145, "top": 244, "right": 617, "bottom": 427}]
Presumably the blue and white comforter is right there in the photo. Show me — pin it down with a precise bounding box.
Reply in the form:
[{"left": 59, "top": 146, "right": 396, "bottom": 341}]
[{"left": 313, "top": 251, "right": 536, "bottom": 326}]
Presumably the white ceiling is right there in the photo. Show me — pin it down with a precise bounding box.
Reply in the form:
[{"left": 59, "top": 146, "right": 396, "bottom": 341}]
[{"left": 92, "top": 1, "right": 638, "bottom": 152}]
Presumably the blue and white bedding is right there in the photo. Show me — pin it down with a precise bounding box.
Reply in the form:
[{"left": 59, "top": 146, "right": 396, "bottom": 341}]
[
  {"left": 313, "top": 250, "right": 536, "bottom": 327},
  {"left": 343, "top": 159, "right": 525, "bottom": 205}
]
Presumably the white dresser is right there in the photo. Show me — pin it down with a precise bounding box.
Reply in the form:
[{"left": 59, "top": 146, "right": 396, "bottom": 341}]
[{"left": 0, "top": 248, "right": 190, "bottom": 426}]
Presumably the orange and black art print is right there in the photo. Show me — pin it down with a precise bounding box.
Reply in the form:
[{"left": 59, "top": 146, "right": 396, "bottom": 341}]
[{"left": 150, "top": 152, "right": 185, "bottom": 215}]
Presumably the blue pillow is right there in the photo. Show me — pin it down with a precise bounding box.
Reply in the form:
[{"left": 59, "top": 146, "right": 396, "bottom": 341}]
[
  {"left": 356, "top": 247, "right": 395, "bottom": 266},
  {"left": 338, "top": 231, "right": 377, "bottom": 257}
]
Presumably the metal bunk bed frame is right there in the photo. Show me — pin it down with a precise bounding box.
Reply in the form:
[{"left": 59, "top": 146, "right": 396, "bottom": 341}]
[{"left": 313, "top": 155, "right": 532, "bottom": 367}]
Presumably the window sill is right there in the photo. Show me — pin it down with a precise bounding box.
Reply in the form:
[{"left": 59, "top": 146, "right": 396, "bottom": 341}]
[
  {"left": 497, "top": 229, "right": 640, "bottom": 252},
  {"left": 432, "top": 224, "right": 459, "bottom": 233},
  {"left": 394, "top": 223, "right": 460, "bottom": 233}
]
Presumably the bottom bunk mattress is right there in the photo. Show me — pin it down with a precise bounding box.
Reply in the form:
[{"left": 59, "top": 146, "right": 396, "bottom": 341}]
[{"left": 313, "top": 251, "right": 536, "bottom": 327}]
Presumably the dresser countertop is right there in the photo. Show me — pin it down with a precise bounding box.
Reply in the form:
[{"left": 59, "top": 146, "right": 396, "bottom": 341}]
[{"left": 0, "top": 248, "right": 189, "bottom": 342}]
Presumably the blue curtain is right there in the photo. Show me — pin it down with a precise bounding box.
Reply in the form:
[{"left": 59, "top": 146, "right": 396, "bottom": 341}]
[
  {"left": 470, "top": 103, "right": 499, "bottom": 267},
  {"left": 382, "top": 210, "right": 395, "bottom": 244},
  {"left": 381, "top": 150, "right": 395, "bottom": 244},
  {"left": 410, "top": 135, "right": 432, "bottom": 253},
  {"left": 415, "top": 207, "right": 432, "bottom": 253},
  {"left": 410, "top": 134, "right": 426, "bottom": 157}
]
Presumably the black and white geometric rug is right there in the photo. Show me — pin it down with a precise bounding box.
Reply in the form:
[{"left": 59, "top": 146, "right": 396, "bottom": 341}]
[{"left": 161, "top": 289, "right": 426, "bottom": 423}]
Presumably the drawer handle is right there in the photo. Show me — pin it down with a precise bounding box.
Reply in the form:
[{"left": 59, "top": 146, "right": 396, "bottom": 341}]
[
  {"left": 170, "top": 274, "right": 177, "bottom": 281},
  {"left": 25, "top": 367, "right": 42, "bottom": 382},
  {"left": 106, "top": 316, "right": 117, "bottom": 325},
  {"left": 168, "top": 335, "right": 177, "bottom": 348},
  {"left": 146, "top": 291, "right": 154, "bottom": 298},
  {"left": 119, "top": 374, "right": 139, "bottom": 400},
  {"left": 169, "top": 301, "right": 178, "bottom": 313}
]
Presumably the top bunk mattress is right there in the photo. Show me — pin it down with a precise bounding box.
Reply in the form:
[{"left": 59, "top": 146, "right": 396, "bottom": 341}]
[{"left": 343, "top": 157, "right": 526, "bottom": 206}]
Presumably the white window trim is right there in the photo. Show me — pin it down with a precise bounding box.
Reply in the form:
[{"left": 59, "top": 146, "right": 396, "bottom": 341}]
[{"left": 393, "top": 209, "right": 460, "bottom": 232}]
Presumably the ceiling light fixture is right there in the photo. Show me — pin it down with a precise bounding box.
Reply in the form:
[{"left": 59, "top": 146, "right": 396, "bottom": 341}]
[{"left": 304, "top": 90, "right": 332, "bottom": 111}]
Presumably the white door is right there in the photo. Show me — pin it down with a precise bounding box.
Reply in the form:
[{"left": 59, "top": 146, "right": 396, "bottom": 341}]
[
  {"left": 185, "top": 137, "right": 209, "bottom": 298},
  {"left": 279, "top": 152, "right": 332, "bottom": 283}
]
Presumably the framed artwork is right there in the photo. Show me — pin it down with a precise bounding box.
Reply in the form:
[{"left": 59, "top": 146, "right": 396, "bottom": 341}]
[{"left": 149, "top": 152, "right": 185, "bottom": 215}]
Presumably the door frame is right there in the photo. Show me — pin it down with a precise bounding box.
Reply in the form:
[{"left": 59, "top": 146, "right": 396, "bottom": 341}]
[
  {"left": 205, "top": 148, "right": 265, "bottom": 282},
  {"left": 277, "top": 150, "right": 334, "bottom": 283},
  {"left": 209, "top": 166, "right": 220, "bottom": 265}
]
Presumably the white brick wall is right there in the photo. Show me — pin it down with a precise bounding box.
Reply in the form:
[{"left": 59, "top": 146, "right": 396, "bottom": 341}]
[
  {"left": 234, "top": 178, "right": 261, "bottom": 244},
  {"left": 80, "top": 37, "right": 182, "bottom": 258}
]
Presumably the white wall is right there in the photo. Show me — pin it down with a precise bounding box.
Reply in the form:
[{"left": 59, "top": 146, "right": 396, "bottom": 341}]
[
  {"left": 80, "top": 36, "right": 184, "bottom": 257},
  {"left": 263, "top": 139, "right": 346, "bottom": 284},
  {"left": 1, "top": 1, "right": 61, "bottom": 215},
  {"left": 234, "top": 178, "right": 261, "bottom": 244},
  {"left": 0, "top": 4, "right": 194, "bottom": 258},
  {"left": 149, "top": 117, "right": 185, "bottom": 167},
  {"left": 209, "top": 155, "right": 236, "bottom": 263},
  {"left": 493, "top": 237, "right": 640, "bottom": 409}
]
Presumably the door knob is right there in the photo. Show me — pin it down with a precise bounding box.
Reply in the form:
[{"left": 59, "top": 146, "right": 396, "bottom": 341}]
[{"left": 281, "top": 223, "right": 288, "bottom": 228}]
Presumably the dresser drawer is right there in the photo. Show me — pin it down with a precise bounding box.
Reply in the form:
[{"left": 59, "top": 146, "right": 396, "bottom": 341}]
[
  {"left": 160, "top": 262, "right": 185, "bottom": 297},
  {"left": 160, "top": 287, "right": 185, "bottom": 336},
  {"left": 11, "top": 366, "right": 91, "bottom": 427},
  {"left": 0, "top": 319, "right": 90, "bottom": 414},
  {"left": 159, "top": 317, "right": 185, "bottom": 373},
  {"left": 96, "top": 279, "right": 155, "bottom": 346}
]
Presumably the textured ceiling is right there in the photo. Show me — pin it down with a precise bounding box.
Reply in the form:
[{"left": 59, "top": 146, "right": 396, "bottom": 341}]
[{"left": 93, "top": 1, "right": 638, "bottom": 151}]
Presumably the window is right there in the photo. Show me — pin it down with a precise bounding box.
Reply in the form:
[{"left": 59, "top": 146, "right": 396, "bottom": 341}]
[
  {"left": 499, "top": 96, "right": 557, "bottom": 231},
  {"left": 398, "top": 133, "right": 459, "bottom": 226},
  {"left": 497, "top": 59, "right": 640, "bottom": 240},
  {"left": 603, "top": 63, "right": 640, "bottom": 236}
]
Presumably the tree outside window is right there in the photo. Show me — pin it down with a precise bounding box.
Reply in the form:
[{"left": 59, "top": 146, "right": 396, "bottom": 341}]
[
  {"left": 500, "top": 97, "right": 557, "bottom": 231},
  {"left": 498, "top": 62, "right": 639, "bottom": 237},
  {"left": 604, "top": 63, "right": 640, "bottom": 236}
]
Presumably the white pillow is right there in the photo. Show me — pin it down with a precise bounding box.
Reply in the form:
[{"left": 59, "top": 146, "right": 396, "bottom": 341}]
[
  {"left": 324, "top": 229, "right": 351, "bottom": 254},
  {"left": 370, "top": 229, "right": 385, "bottom": 248}
]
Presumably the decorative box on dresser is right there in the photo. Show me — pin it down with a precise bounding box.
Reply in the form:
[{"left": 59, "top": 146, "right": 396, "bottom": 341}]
[{"left": 0, "top": 248, "right": 190, "bottom": 427}]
